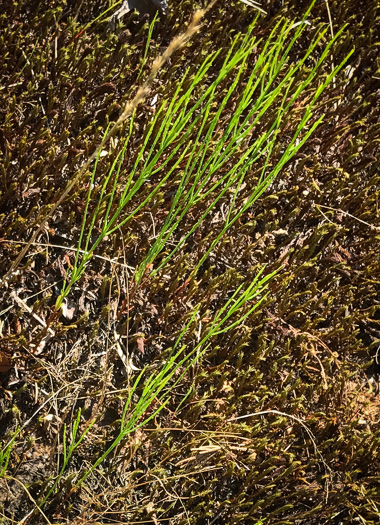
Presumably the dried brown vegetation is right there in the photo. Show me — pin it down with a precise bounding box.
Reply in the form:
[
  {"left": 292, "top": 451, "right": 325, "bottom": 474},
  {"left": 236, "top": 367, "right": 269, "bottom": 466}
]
[{"left": 0, "top": 0, "right": 379, "bottom": 524}]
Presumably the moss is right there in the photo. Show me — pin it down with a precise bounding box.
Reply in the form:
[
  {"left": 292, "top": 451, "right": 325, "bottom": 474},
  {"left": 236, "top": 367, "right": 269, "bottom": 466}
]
[{"left": 0, "top": 0, "right": 379, "bottom": 523}]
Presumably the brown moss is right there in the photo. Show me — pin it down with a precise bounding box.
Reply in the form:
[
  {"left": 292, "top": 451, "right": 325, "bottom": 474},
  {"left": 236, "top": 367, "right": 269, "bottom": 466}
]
[{"left": 0, "top": 0, "right": 379, "bottom": 523}]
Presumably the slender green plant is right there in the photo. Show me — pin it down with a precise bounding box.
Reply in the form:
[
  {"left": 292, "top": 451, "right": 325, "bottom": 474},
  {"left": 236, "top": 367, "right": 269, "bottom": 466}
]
[
  {"left": 0, "top": 428, "right": 19, "bottom": 477},
  {"left": 45, "top": 266, "right": 275, "bottom": 502},
  {"left": 39, "top": 408, "right": 95, "bottom": 507},
  {"left": 56, "top": 3, "right": 353, "bottom": 308},
  {"left": 0, "top": 380, "right": 85, "bottom": 479},
  {"left": 44, "top": 0, "right": 354, "bottom": 507},
  {"left": 137, "top": 12, "right": 159, "bottom": 82},
  {"left": 74, "top": 0, "right": 124, "bottom": 38}
]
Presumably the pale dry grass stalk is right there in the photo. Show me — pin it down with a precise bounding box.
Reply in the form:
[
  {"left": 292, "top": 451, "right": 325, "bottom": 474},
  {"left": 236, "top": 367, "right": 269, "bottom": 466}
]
[{"left": 1, "top": 2, "right": 215, "bottom": 288}]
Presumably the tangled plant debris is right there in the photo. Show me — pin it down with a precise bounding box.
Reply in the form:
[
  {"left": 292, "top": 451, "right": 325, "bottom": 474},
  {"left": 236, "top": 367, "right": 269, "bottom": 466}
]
[{"left": 0, "top": 0, "right": 379, "bottom": 524}]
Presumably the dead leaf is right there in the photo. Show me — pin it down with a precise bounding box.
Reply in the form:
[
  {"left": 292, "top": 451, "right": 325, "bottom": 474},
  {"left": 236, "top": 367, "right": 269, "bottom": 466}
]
[
  {"left": 61, "top": 299, "right": 76, "bottom": 320},
  {"left": 0, "top": 350, "right": 11, "bottom": 373},
  {"left": 137, "top": 336, "right": 145, "bottom": 354}
]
